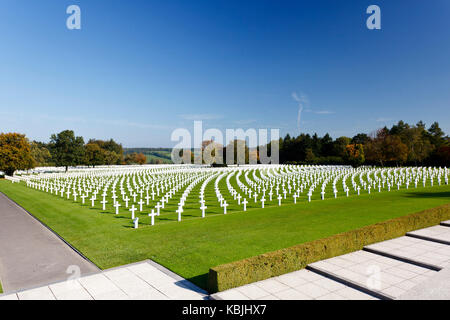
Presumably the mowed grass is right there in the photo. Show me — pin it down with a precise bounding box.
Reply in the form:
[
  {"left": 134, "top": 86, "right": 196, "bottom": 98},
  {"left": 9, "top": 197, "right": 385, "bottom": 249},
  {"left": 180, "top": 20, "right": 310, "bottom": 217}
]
[{"left": 0, "top": 179, "right": 449, "bottom": 290}]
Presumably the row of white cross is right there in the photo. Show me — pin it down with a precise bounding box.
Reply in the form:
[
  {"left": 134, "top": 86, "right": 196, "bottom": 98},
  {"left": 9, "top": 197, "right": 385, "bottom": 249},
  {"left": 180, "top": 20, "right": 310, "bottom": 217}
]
[{"left": 17, "top": 165, "right": 449, "bottom": 229}]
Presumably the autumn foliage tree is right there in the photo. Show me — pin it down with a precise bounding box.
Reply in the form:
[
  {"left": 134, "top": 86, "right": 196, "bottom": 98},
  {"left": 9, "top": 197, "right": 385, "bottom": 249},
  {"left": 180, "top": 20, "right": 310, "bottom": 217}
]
[
  {"left": 135, "top": 153, "right": 147, "bottom": 165},
  {"left": 0, "top": 133, "right": 34, "bottom": 176},
  {"left": 124, "top": 152, "right": 147, "bottom": 165},
  {"left": 344, "top": 144, "right": 365, "bottom": 167}
]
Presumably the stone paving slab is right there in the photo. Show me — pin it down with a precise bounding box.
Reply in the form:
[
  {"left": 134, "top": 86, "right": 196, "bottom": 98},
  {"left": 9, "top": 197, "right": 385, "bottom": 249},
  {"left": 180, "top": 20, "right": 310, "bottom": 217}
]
[
  {"left": 0, "top": 192, "right": 100, "bottom": 293},
  {"left": 398, "top": 263, "right": 450, "bottom": 300},
  {"left": 0, "top": 260, "right": 208, "bottom": 300},
  {"left": 212, "top": 269, "right": 377, "bottom": 300},
  {"left": 365, "top": 236, "right": 450, "bottom": 269},
  {"left": 309, "top": 250, "right": 437, "bottom": 299},
  {"left": 407, "top": 225, "right": 450, "bottom": 245}
]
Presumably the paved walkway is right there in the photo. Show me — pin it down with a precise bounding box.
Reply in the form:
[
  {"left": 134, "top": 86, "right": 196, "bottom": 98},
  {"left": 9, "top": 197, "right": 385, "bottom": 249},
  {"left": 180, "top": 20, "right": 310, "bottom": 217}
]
[
  {"left": 212, "top": 223, "right": 450, "bottom": 300},
  {"left": 0, "top": 192, "right": 99, "bottom": 293},
  {"left": 407, "top": 225, "right": 450, "bottom": 245},
  {"left": 0, "top": 261, "right": 208, "bottom": 300}
]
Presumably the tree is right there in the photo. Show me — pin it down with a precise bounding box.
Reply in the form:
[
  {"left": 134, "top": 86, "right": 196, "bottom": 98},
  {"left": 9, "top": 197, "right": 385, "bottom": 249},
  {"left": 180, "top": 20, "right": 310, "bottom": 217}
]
[
  {"left": 365, "top": 129, "right": 387, "bottom": 166},
  {"left": 88, "top": 139, "right": 123, "bottom": 165},
  {"left": 389, "top": 120, "right": 410, "bottom": 136},
  {"left": 84, "top": 143, "right": 105, "bottom": 167},
  {"left": 135, "top": 153, "right": 147, "bottom": 165},
  {"left": 404, "top": 126, "right": 433, "bottom": 165},
  {"left": 103, "top": 150, "right": 120, "bottom": 165},
  {"left": 0, "top": 133, "right": 34, "bottom": 176},
  {"left": 434, "top": 146, "right": 450, "bottom": 165},
  {"left": 345, "top": 144, "right": 365, "bottom": 167},
  {"left": 30, "top": 141, "right": 52, "bottom": 167},
  {"left": 49, "top": 130, "right": 85, "bottom": 171},
  {"left": 124, "top": 152, "right": 147, "bottom": 165},
  {"left": 351, "top": 133, "right": 370, "bottom": 145},
  {"left": 384, "top": 135, "right": 408, "bottom": 165},
  {"left": 224, "top": 140, "right": 250, "bottom": 164},
  {"left": 333, "top": 136, "right": 351, "bottom": 158},
  {"left": 305, "top": 148, "right": 316, "bottom": 163},
  {"left": 428, "top": 122, "right": 446, "bottom": 147}
]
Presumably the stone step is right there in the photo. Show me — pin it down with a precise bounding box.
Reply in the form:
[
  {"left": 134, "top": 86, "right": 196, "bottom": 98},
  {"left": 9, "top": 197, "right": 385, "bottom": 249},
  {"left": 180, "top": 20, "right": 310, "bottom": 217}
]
[
  {"left": 307, "top": 250, "right": 438, "bottom": 299},
  {"left": 440, "top": 220, "right": 450, "bottom": 227},
  {"left": 406, "top": 225, "right": 450, "bottom": 245},
  {"left": 363, "top": 235, "right": 450, "bottom": 270}
]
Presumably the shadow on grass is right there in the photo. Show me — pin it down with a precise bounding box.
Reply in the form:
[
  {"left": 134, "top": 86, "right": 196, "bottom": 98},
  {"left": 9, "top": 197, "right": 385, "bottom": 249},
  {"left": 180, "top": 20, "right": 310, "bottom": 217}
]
[{"left": 403, "top": 192, "right": 450, "bottom": 199}]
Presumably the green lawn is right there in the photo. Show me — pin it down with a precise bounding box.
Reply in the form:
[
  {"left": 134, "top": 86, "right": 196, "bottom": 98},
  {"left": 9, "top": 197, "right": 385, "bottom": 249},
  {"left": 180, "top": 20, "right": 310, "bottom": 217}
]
[
  {"left": 0, "top": 179, "right": 449, "bottom": 290},
  {"left": 0, "top": 279, "right": 2, "bottom": 294}
]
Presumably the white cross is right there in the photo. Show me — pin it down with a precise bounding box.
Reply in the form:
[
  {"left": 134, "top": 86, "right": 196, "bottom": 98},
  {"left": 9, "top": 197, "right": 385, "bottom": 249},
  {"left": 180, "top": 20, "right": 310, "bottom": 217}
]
[
  {"left": 114, "top": 202, "right": 121, "bottom": 215},
  {"left": 200, "top": 204, "right": 207, "bottom": 218},
  {"left": 90, "top": 197, "right": 96, "bottom": 207},
  {"left": 223, "top": 201, "right": 229, "bottom": 214},
  {"left": 124, "top": 196, "right": 130, "bottom": 208},
  {"left": 129, "top": 205, "right": 137, "bottom": 220},
  {"left": 100, "top": 199, "right": 108, "bottom": 211},
  {"left": 155, "top": 203, "right": 161, "bottom": 216},
  {"left": 277, "top": 194, "right": 282, "bottom": 206},
  {"left": 133, "top": 217, "right": 139, "bottom": 229},
  {"left": 138, "top": 199, "right": 144, "bottom": 212},
  {"left": 81, "top": 194, "right": 87, "bottom": 204},
  {"left": 293, "top": 194, "right": 298, "bottom": 204},
  {"left": 242, "top": 198, "right": 248, "bottom": 211},
  {"left": 261, "top": 197, "right": 266, "bottom": 208},
  {"left": 176, "top": 207, "right": 183, "bottom": 221},
  {"left": 149, "top": 209, "right": 156, "bottom": 226}
]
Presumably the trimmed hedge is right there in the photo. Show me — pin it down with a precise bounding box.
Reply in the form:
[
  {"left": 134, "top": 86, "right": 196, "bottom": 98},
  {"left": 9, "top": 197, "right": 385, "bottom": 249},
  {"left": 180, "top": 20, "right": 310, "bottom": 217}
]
[{"left": 208, "top": 203, "right": 450, "bottom": 293}]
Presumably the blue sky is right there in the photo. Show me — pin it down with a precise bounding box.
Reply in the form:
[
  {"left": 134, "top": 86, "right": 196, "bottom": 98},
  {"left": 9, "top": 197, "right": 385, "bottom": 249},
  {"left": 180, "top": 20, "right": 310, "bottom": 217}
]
[{"left": 1, "top": 0, "right": 449, "bottom": 147}]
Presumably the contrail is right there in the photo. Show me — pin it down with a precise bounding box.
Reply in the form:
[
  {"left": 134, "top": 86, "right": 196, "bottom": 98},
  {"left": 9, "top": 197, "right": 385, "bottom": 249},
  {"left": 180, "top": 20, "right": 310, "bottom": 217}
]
[{"left": 292, "top": 92, "right": 307, "bottom": 134}]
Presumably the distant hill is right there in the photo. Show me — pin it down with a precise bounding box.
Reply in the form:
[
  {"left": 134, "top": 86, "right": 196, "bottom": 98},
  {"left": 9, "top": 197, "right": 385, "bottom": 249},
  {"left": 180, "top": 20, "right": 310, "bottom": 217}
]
[{"left": 124, "top": 148, "right": 173, "bottom": 164}]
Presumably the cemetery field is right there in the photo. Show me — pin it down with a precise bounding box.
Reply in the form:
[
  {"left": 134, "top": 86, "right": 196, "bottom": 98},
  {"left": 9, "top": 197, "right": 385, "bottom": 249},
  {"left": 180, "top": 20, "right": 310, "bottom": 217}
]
[{"left": 1, "top": 174, "right": 450, "bottom": 290}]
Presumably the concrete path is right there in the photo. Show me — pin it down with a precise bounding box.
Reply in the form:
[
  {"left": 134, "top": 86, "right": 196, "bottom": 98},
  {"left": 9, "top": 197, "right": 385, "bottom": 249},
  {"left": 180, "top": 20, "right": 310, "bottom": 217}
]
[
  {"left": 0, "top": 192, "right": 99, "bottom": 293},
  {"left": 213, "top": 223, "right": 450, "bottom": 300},
  {"left": 212, "top": 268, "right": 377, "bottom": 300},
  {"left": 365, "top": 236, "right": 450, "bottom": 269},
  {"left": 0, "top": 261, "right": 208, "bottom": 300},
  {"left": 398, "top": 263, "right": 450, "bottom": 300}
]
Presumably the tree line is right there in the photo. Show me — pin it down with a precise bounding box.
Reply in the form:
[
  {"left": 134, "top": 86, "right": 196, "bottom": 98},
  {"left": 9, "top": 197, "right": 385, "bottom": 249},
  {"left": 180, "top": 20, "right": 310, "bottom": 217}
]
[
  {"left": 0, "top": 130, "right": 147, "bottom": 175},
  {"left": 276, "top": 121, "right": 449, "bottom": 167}
]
